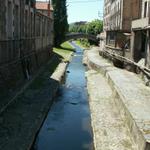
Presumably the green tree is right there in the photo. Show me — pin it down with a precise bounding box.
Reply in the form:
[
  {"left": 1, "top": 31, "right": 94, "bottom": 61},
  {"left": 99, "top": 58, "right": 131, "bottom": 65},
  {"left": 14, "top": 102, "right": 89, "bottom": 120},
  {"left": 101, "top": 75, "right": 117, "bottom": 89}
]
[
  {"left": 86, "top": 19, "right": 103, "bottom": 35},
  {"left": 69, "top": 22, "right": 87, "bottom": 34},
  {"left": 69, "top": 20, "right": 103, "bottom": 35},
  {"left": 52, "top": 0, "right": 69, "bottom": 47}
]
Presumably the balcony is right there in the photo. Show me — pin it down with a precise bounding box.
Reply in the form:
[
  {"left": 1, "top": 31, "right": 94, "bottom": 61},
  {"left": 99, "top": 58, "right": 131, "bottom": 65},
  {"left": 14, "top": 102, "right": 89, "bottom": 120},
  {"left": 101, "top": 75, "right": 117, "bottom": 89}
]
[{"left": 132, "top": 17, "right": 149, "bottom": 29}]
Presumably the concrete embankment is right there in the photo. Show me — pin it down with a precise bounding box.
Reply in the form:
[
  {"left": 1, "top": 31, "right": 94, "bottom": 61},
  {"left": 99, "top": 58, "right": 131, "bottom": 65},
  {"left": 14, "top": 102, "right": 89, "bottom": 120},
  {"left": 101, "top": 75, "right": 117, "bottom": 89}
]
[
  {"left": 0, "top": 53, "right": 72, "bottom": 150},
  {"left": 86, "top": 47, "right": 150, "bottom": 150}
]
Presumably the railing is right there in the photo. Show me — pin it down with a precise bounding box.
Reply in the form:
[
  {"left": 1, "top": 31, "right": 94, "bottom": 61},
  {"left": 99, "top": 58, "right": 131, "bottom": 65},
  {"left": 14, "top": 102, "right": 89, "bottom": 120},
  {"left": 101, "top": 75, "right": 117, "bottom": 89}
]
[{"left": 100, "top": 48, "right": 150, "bottom": 80}]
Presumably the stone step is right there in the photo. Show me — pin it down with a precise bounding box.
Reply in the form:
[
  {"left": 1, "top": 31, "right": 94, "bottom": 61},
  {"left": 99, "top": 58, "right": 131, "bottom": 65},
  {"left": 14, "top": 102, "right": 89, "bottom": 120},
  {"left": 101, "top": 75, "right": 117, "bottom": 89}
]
[
  {"left": 87, "top": 47, "right": 150, "bottom": 150},
  {"left": 107, "top": 68, "right": 150, "bottom": 150},
  {"left": 86, "top": 70, "right": 137, "bottom": 150}
]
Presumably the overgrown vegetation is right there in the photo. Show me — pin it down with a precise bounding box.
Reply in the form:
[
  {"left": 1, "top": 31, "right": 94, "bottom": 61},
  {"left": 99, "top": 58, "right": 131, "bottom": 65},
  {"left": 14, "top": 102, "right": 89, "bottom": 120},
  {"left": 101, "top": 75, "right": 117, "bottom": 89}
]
[
  {"left": 30, "top": 42, "right": 74, "bottom": 89},
  {"left": 76, "top": 39, "right": 91, "bottom": 48},
  {"left": 53, "top": 42, "right": 74, "bottom": 61},
  {"left": 52, "top": 0, "right": 69, "bottom": 47},
  {"left": 69, "top": 19, "right": 103, "bottom": 35}
]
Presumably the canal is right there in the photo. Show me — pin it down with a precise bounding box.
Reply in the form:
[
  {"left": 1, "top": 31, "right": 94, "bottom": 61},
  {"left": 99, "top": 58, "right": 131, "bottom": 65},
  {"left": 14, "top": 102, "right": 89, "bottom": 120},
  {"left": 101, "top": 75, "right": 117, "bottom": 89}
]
[{"left": 32, "top": 42, "right": 94, "bottom": 150}]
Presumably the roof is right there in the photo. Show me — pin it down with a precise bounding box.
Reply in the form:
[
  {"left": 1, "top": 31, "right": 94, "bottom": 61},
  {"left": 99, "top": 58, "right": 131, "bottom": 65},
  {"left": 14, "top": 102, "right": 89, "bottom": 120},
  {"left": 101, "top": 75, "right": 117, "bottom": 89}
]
[{"left": 36, "top": 1, "right": 53, "bottom": 11}]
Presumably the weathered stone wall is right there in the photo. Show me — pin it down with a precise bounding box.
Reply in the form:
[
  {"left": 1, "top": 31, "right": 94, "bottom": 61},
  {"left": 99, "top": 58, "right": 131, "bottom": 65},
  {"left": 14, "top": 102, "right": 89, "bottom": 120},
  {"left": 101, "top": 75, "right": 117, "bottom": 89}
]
[
  {"left": 0, "top": 0, "right": 54, "bottom": 109},
  {"left": 0, "top": 1, "right": 7, "bottom": 40}
]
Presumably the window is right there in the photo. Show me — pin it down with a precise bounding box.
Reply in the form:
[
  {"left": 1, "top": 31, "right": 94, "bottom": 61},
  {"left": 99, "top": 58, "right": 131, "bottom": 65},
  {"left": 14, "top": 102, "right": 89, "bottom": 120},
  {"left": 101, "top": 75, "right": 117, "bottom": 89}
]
[
  {"left": 144, "top": 1, "right": 147, "bottom": 17},
  {"left": 14, "top": 5, "right": 19, "bottom": 38},
  {"left": 31, "top": 0, "right": 35, "bottom": 8},
  {"left": 25, "top": 10, "right": 28, "bottom": 37},
  {"left": 26, "top": 0, "right": 29, "bottom": 5},
  {"left": 36, "top": 15, "right": 41, "bottom": 37},
  {"left": 7, "top": 1, "right": 13, "bottom": 38}
]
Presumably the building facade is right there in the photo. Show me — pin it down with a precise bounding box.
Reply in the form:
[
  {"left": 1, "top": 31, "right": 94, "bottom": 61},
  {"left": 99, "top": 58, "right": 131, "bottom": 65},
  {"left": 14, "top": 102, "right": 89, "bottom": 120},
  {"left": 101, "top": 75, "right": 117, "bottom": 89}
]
[
  {"left": 103, "top": 0, "right": 140, "bottom": 58},
  {"left": 36, "top": 1, "right": 54, "bottom": 19},
  {"left": 131, "top": 0, "right": 150, "bottom": 68},
  {"left": 36, "top": 1, "right": 54, "bottom": 46},
  {"left": 0, "top": 0, "right": 53, "bottom": 103},
  {"left": 103, "top": 0, "right": 111, "bottom": 31}
]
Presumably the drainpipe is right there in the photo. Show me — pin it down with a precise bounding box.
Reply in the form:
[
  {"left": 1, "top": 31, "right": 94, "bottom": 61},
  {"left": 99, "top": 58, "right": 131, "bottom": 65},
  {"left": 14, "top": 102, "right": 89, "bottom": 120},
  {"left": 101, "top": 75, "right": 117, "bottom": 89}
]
[
  {"left": 20, "top": 0, "right": 26, "bottom": 79},
  {"left": 145, "top": 30, "right": 149, "bottom": 67},
  {"left": 20, "top": 0, "right": 30, "bottom": 80},
  {"left": 19, "top": 0, "right": 22, "bottom": 59}
]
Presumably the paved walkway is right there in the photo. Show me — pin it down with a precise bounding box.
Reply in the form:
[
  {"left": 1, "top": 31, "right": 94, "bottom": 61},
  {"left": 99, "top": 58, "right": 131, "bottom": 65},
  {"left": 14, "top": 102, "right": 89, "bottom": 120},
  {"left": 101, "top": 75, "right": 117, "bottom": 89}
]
[
  {"left": 86, "top": 47, "right": 150, "bottom": 150},
  {"left": 87, "top": 70, "right": 137, "bottom": 150}
]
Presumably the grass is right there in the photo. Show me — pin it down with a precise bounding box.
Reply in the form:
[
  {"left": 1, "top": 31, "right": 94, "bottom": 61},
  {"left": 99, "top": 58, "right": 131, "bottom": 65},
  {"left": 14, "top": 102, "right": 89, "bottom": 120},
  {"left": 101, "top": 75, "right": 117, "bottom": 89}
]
[
  {"left": 30, "top": 41, "right": 74, "bottom": 89},
  {"left": 75, "top": 39, "right": 91, "bottom": 48},
  {"left": 53, "top": 42, "right": 75, "bottom": 61}
]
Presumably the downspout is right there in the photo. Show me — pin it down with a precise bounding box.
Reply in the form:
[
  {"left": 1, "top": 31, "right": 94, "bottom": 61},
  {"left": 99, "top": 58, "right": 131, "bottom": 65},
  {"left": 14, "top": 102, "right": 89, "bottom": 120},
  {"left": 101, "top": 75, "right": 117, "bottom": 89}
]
[
  {"left": 20, "top": 0, "right": 22, "bottom": 59},
  {"left": 34, "top": 1, "right": 39, "bottom": 67},
  {"left": 20, "top": 0, "right": 27, "bottom": 79}
]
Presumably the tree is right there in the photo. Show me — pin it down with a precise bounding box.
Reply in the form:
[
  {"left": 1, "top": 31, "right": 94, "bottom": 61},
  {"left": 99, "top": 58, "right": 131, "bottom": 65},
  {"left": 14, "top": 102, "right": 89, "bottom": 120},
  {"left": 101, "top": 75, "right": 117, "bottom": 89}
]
[
  {"left": 69, "top": 20, "right": 103, "bottom": 35},
  {"left": 52, "top": 0, "right": 69, "bottom": 47},
  {"left": 86, "top": 19, "right": 103, "bottom": 35},
  {"left": 69, "top": 22, "right": 87, "bottom": 34}
]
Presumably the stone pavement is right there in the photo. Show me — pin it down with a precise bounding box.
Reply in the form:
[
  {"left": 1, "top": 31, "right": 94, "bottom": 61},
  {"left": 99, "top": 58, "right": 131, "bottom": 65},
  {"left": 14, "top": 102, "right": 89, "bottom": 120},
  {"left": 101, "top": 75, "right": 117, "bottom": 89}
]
[
  {"left": 86, "top": 47, "right": 150, "bottom": 150},
  {"left": 86, "top": 70, "right": 137, "bottom": 150}
]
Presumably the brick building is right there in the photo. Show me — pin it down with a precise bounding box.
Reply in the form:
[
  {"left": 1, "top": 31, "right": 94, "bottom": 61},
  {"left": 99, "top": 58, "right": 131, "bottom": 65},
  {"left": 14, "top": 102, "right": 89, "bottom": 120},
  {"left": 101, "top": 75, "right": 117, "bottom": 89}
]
[
  {"left": 131, "top": 0, "right": 150, "bottom": 68},
  {"left": 0, "top": 0, "right": 53, "bottom": 105},
  {"left": 36, "top": 1, "right": 54, "bottom": 19},
  {"left": 103, "top": 0, "right": 140, "bottom": 58},
  {"left": 103, "top": 0, "right": 111, "bottom": 31}
]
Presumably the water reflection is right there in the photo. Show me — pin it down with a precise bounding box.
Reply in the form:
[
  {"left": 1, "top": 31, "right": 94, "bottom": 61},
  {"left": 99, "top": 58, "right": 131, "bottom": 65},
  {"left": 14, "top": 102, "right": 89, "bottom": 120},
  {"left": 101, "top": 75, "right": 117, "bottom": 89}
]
[{"left": 33, "top": 42, "right": 94, "bottom": 150}]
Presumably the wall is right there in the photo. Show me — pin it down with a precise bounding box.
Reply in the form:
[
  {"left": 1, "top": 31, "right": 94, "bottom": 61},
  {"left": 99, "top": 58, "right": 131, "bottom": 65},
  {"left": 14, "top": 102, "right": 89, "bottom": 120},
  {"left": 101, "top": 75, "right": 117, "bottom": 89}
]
[
  {"left": 104, "top": 0, "right": 141, "bottom": 32},
  {"left": 122, "top": 0, "right": 141, "bottom": 31},
  {"left": 103, "top": 0, "right": 142, "bottom": 60},
  {"left": 103, "top": 0, "right": 111, "bottom": 31},
  {"left": 0, "top": 0, "right": 54, "bottom": 108}
]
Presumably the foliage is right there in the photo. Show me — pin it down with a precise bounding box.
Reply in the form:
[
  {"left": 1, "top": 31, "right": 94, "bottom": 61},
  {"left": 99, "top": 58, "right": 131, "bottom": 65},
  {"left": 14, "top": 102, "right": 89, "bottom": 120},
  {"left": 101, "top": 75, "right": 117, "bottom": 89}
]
[
  {"left": 76, "top": 39, "right": 90, "bottom": 48},
  {"left": 52, "top": 0, "right": 69, "bottom": 47},
  {"left": 69, "top": 23, "right": 87, "bottom": 33},
  {"left": 86, "top": 19, "right": 103, "bottom": 35},
  {"left": 69, "top": 19, "right": 103, "bottom": 35},
  {"left": 69, "top": 22, "right": 87, "bottom": 33}
]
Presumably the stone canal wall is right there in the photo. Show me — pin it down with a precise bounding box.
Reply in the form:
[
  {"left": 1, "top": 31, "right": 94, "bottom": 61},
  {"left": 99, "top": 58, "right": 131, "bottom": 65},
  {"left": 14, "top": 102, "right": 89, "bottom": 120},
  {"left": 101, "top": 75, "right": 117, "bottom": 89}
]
[
  {"left": 0, "top": 0, "right": 54, "bottom": 113},
  {"left": 0, "top": 54, "right": 72, "bottom": 150},
  {"left": 86, "top": 47, "right": 150, "bottom": 150}
]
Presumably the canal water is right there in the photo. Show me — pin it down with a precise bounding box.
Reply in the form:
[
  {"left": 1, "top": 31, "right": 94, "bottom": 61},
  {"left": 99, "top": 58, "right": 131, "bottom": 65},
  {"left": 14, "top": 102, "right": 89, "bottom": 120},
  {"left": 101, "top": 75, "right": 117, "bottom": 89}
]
[{"left": 32, "top": 42, "right": 94, "bottom": 150}]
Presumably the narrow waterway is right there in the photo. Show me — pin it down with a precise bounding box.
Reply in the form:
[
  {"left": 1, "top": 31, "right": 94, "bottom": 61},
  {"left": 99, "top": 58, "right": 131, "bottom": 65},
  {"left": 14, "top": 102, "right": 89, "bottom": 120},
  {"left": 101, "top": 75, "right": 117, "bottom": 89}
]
[{"left": 32, "top": 42, "right": 94, "bottom": 150}]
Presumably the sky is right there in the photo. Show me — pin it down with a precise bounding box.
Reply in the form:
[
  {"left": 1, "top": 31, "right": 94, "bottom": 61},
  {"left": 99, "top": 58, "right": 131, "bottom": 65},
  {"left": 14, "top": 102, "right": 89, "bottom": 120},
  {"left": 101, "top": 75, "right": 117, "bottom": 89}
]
[
  {"left": 67, "top": 0, "right": 104, "bottom": 23},
  {"left": 36, "top": 0, "right": 104, "bottom": 23}
]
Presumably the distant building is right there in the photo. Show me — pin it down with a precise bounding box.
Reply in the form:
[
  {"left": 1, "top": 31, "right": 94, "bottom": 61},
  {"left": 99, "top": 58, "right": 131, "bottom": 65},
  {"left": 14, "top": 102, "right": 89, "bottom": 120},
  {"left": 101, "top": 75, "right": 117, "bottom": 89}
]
[
  {"left": 36, "top": 1, "right": 54, "bottom": 19},
  {"left": 103, "top": 0, "right": 140, "bottom": 58},
  {"left": 131, "top": 0, "right": 150, "bottom": 68}
]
